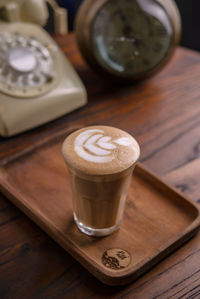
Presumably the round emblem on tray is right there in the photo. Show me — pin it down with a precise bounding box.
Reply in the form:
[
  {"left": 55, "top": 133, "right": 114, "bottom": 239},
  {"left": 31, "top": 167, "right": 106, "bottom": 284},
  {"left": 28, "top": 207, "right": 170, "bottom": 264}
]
[{"left": 102, "top": 248, "right": 131, "bottom": 270}]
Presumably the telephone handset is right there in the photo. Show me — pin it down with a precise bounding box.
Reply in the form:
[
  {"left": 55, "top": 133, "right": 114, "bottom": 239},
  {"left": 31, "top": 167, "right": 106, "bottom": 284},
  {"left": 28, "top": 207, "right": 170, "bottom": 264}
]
[{"left": 0, "top": 0, "right": 87, "bottom": 137}]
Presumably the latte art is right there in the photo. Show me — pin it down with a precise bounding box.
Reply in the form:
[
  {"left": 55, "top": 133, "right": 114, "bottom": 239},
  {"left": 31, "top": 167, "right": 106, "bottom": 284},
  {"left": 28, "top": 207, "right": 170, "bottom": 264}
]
[
  {"left": 74, "top": 129, "right": 133, "bottom": 163},
  {"left": 62, "top": 125, "right": 140, "bottom": 176}
]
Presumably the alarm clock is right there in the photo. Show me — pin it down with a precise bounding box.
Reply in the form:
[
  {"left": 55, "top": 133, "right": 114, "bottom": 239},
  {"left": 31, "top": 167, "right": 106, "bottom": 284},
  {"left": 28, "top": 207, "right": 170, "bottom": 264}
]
[{"left": 75, "top": 0, "right": 181, "bottom": 81}]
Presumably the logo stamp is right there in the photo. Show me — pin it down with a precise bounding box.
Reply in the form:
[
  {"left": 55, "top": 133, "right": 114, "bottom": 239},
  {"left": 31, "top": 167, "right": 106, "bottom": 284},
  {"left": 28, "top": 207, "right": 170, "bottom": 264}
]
[{"left": 102, "top": 248, "right": 131, "bottom": 270}]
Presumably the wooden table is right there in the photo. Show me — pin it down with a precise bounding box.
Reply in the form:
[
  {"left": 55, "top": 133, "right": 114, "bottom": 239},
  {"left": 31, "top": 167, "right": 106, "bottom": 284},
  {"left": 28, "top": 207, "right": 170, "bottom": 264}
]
[{"left": 0, "top": 33, "right": 200, "bottom": 298}]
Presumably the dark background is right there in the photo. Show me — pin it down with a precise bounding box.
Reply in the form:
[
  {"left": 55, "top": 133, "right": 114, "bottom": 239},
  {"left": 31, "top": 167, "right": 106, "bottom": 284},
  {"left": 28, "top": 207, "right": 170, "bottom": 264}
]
[
  {"left": 52, "top": 0, "right": 200, "bottom": 52},
  {"left": 175, "top": 0, "right": 200, "bottom": 51}
]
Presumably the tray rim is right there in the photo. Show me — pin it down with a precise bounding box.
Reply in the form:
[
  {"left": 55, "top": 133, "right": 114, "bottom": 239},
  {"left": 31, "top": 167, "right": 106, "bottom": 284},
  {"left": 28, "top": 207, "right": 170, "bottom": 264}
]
[{"left": 0, "top": 131, "right": 200, "bottom": 285}]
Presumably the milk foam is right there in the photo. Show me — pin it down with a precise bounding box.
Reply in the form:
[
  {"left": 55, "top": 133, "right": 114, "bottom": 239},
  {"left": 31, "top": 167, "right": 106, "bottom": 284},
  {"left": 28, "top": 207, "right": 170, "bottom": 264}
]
[{"left": 74, "top": 129, "right": 138, "bottom": 163}]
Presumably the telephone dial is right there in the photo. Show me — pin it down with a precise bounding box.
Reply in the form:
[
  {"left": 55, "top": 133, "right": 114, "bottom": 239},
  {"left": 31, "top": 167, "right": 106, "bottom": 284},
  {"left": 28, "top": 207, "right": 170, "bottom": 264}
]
[{"left": 0, "top": 0, "right": 87, "bottom": 137}]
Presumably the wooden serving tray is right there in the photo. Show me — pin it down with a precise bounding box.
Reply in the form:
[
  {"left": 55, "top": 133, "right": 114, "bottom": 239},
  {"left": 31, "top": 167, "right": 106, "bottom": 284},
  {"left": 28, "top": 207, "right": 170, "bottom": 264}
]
[{"left": 0, "top": 129, "right": 200, "bottom": 286}]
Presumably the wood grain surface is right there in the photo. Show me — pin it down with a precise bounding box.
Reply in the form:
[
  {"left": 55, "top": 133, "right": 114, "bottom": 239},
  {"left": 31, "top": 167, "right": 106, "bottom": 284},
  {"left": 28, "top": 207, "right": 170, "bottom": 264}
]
[
  {"left": 0, "top": 33, "right": 200, "bottom": 298},
  {"left": 1, "top": 130, "right": 199, "bottom": 286}
]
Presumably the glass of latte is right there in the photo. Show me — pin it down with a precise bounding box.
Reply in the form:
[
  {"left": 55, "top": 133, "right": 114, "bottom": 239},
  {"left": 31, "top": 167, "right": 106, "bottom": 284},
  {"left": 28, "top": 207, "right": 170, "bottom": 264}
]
[{"left": 62, "top": 125, "right": 140, "bottom": 237}]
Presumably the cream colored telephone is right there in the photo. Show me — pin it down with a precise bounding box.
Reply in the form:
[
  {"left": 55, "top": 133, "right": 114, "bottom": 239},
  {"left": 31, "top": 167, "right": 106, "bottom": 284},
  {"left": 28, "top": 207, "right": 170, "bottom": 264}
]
[{"left": 0, "top": 0, "right": 87, "bottom": 137}]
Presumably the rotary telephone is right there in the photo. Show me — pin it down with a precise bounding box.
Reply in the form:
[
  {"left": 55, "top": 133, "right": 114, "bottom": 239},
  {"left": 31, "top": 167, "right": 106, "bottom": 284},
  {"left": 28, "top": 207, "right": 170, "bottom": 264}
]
[{"left": 0, "top": 0, "right": 87, "bottom": 137}]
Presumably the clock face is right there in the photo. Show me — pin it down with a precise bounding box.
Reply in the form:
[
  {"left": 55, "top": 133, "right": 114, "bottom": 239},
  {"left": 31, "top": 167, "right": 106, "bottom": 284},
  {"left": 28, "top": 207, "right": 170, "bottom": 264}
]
[{"left": 91, "top": 0, "right": 173, "bottom": 78}]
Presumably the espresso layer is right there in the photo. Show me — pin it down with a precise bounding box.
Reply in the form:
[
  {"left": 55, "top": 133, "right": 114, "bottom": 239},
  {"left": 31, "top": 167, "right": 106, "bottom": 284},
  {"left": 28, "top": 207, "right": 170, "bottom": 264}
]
[{"left": 69, "top": 167, "right": 133, "bottom": 229}]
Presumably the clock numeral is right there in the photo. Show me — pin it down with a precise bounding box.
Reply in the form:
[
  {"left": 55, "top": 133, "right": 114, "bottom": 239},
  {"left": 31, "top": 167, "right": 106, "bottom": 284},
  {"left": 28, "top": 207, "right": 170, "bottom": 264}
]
[
  {"left": 156, "top": 26, "right": 167, "bottom": 37},
  {"left": 154, "top": 42, "right": 162, "bottom": 53}
]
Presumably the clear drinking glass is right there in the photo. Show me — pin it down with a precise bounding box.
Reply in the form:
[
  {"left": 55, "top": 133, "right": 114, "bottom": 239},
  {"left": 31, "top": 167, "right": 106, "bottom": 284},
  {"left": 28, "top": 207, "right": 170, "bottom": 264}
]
[{"left": 62, "top": 125, "right": 140, "bottom": 237}]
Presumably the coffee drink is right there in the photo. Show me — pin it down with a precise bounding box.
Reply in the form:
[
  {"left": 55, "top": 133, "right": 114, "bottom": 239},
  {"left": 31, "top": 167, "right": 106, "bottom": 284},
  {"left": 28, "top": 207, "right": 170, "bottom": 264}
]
[{"left": 62, "top": 125, "right": 140, "bottom": 236}]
